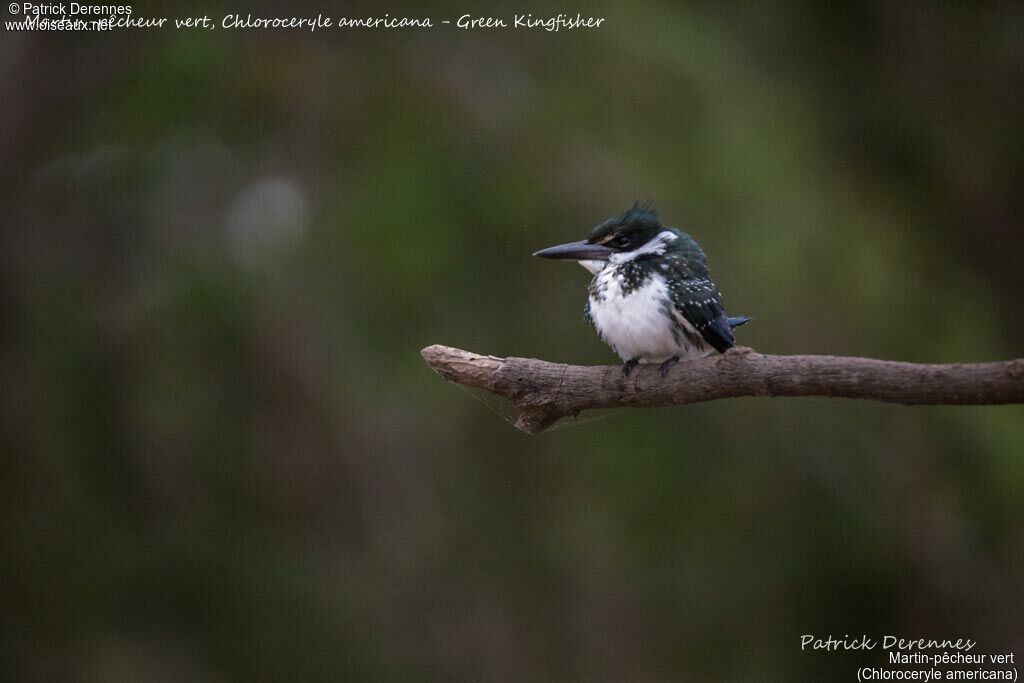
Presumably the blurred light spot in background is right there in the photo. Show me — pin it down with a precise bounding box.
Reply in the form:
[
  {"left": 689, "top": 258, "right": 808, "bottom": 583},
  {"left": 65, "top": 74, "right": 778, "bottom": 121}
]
[{"left": 226, "top": 176, "right": 309, "bottom": 267}]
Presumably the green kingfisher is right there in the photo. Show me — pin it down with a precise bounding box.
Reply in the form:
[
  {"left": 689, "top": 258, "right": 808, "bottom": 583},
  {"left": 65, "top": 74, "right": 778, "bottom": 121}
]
[{"left": 534, "top": 202, "right": 751, "bottom": 376}]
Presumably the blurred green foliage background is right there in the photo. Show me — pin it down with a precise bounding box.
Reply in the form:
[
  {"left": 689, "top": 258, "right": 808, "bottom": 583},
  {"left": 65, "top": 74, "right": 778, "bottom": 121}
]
[{"left": 2, "top": 1, "right": 1023, "bottom": 680}]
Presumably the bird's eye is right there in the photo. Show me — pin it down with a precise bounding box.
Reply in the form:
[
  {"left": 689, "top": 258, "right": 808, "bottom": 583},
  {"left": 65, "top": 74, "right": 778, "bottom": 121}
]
[{"left": 615, "top": 235, "right": 632, "bottom": 248}]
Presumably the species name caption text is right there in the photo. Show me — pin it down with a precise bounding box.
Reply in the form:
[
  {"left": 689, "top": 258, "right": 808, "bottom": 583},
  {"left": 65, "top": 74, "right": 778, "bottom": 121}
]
[
  {"left": 800, "top": 635, "right": 1018, "bottom": 681},
  {"left": 5, "top": 4, "right": 606, "bottom": 32}
]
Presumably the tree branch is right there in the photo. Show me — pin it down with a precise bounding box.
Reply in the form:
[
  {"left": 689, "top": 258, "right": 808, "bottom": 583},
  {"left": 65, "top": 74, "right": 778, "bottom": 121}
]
[{"left": 420, "top": 345, "right": 1024, "bottom": 435}]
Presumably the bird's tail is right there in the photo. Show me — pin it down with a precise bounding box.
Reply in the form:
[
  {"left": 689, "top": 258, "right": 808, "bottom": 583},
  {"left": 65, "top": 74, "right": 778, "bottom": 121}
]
[{"left": 727, "top": 316, "right": 753, "bottom": 329}]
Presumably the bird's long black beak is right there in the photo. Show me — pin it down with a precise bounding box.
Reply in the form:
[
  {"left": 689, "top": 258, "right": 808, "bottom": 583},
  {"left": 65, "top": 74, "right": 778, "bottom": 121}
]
[{"left": 533, "top": 240, "right": 614, "bottom": 261}]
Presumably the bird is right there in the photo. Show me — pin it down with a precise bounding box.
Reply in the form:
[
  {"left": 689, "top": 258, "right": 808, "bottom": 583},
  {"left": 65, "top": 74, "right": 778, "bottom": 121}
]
[{"left": 534, "top": 202, "right": 751, "bottom": 377}]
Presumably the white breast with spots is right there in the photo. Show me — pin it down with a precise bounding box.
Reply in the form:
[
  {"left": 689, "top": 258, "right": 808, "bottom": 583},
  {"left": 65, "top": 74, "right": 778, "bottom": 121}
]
[{"left": 588, "top": 269, "right": 710, "bottom": 363}]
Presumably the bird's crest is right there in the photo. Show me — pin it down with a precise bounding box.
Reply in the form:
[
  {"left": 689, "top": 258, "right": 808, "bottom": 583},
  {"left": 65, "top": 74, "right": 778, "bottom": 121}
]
[
  {"left": 586, "top": 200, "right": 664, "bottom": 244},
  {"left": 617, "top": 200, "right": 660, "bottom": 228}
]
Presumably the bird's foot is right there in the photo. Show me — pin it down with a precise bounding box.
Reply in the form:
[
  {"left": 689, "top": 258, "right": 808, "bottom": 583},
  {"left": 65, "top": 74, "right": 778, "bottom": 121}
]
[
  {"left": 659, "top": 356, "right": 680, "bottom": 377},
  {"left": 622, "top": 359, "right": 639, "bottom": 377}
]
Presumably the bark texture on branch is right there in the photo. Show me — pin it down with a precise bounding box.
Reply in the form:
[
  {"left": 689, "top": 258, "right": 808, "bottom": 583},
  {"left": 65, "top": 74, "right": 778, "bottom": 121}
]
[{"left": 420, "top": 345, "right": 1024, "bottom": 435}]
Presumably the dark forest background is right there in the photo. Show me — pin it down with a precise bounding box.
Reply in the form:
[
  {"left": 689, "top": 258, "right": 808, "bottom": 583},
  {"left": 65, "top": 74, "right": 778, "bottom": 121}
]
[{"left": 2, "top": 1, "right": 1022, "bottom": 680}]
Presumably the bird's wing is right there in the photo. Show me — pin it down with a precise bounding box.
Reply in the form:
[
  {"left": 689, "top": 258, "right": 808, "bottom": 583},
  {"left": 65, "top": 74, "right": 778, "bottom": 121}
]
[{"left": 667, "top": 277, "right": 736, "bottom": 353}]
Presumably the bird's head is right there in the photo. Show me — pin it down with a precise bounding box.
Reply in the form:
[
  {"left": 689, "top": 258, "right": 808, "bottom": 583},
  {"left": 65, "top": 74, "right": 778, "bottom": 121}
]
[{"left": 533, "top": 202, "right": 676, "bottom": 272}]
